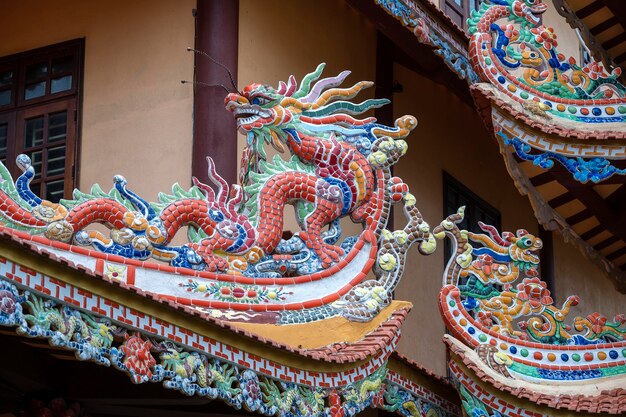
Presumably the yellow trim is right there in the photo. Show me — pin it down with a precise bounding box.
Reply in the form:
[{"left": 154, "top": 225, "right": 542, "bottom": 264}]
[{"left": 227, "top": 300, "right": 412, "bottom": 349}]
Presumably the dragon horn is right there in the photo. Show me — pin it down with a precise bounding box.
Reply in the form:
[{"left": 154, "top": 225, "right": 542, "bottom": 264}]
[
  {"left": 227, "top": 184, "right": 243, "bottom": 215},
  {"left": 285, "top": 75, "right": 297, "bottom": 97},
  {"left": 277, "top": 80, "right": 287, "bottom": 95},
  {"left": 277, "top": 75, "right": 297, "bottom": 96},
  {"left": 206, "top": 157, "right": 229, "bottom": 206},
  {"left": 192, "top": 176, "right": 215, "bottom": 201},
  {"left": 478, "top": 221, "right": 509, "bottom": 247}
]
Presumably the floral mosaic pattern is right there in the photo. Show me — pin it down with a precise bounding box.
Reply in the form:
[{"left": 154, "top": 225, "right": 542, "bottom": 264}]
[
  {"left": 179, "top": 279, "right": 291, "bottom": 303},
  {"left": 0, "top": 278, "right": 459, "bottom": 417}
]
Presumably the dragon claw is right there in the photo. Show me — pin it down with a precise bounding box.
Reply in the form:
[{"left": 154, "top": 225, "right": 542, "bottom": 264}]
[
  {"left": 318, "top": 243, "right": 344, "bottom": 267},
  {"left": 202, "top": 254, "right": 229, "bottom": 272},
  {"left": 190, "top": 243, "right": 230, "bottom": 272},
  {"left": 300, "top": 232, "right": 344, "bottom": 267}
]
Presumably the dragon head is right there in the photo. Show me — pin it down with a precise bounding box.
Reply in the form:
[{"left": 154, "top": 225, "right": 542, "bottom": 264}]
[
  {"left": 507, "top": 229, "right": 542, "bottom": 271},
  {"left": 512, "top": 0, "right": 547, "bottom": 27},
  {"left": 509, "top": 229, "right": 543, "bottom": 252},
  {"left": 225, "top": 63, "right": 391, "bottom": 165},
  {"left": 225, "top": 82, "right": 293, "bottom": 135}
]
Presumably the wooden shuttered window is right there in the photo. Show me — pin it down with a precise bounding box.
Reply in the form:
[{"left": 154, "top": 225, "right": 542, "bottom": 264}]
[{"left": 0, "top": 39, "right": 83, "bottom": 202}]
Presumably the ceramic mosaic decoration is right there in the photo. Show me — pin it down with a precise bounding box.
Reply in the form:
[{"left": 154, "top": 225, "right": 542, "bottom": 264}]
[
  {"left": 0, "top": 270, "right": 460, "bottom": 417},
  {"left": 469, "top": 0, "right": 625, "bottom": 123},
  {"left": 0, "top": 64, "right": 436, "bottom": 325},
  {"left": 376, "top": 0, "right": 478, "bottom": 83},
  {"left": 0, "top": 64, "right": 464, "bottom": 416},
  {"left": 468, "top": 0, "right": 626, "bottom": 185},
  {"left": 435, "top": 208, "right": 626, "bottom": 415}
]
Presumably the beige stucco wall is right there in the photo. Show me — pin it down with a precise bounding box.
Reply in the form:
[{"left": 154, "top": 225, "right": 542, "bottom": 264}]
[
  {"left": 553, "top": 231, "right": 626, "bottom": 318},
  {"left": 0, "top": 0, "right": 195, "bottom": 201},
  {"left": 543, "top": 0, "right": 582, "bottom": 64}
]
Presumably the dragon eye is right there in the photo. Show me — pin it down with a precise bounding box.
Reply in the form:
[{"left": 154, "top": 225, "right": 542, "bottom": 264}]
[{"left": 250, "top": 96, "right": 269, "bottom": 106}]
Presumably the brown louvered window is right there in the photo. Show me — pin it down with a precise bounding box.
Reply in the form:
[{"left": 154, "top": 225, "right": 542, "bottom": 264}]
[{"left": 0, "top": 39, "right": 83, "bottom": 202}]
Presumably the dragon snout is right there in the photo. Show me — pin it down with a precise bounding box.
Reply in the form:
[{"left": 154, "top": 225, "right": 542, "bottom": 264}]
[{"left": 225, "top": 93, "right": 248, "bottom": 112}]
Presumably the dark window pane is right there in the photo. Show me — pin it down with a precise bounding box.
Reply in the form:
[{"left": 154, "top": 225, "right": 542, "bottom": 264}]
[
  {"left": 46, "top": 146, "right": 66, "bottom": 176},
  {"left": 25, "top": 81, "right": 46, "bottom": 100},
  {"left": 45, "top": 179, "right": 64, "bottom": 202},
  {"left": 0, "top": 89, "right": 10, "bottom": 106},
  {"left": 25, "top": 116, "right": 44, "bottom": 148},
  {"left": 0, "top": 123, "right": 7, "bottom": 157},
  {"left": 0, "top": 71, "right": 12, "bottom": 87},
  {"left": 29, "top": 182, "right": 41, "bottom": 196},
  {"left": 25, "top": 62, "right": 47, "bottom": 82},
  {"left": 30, "top": 150, "right": 42, "bottom": 179},
  {"left": 51, "top": 56, "right": 72, "bottom": 74},
  {"left": 48, "top": 111, "right": 67, "bottom": 142},
  {"left": 51, "top": 75, "right": 72, "bottom": 93}
]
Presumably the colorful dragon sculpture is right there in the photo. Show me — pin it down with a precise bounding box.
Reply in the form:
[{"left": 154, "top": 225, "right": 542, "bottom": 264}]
[
  {"left": 469, "top": 0, "right": 626, "bottom": 123},
  {"left": 436, "top": 208, "right": 626, "bottom": 382},
  {"left": 0, "top": 63, "right": 437, "bottom": 321}
]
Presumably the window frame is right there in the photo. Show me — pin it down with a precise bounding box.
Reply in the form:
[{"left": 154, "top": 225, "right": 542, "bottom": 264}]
[
  {"left": 0, "top": 112, "right": 16, "bottom": 169},
  {"left": 15, "top": 99, "right": 77, "bottom": 200},
  {"left": 0, "top": 39, "right": 83, "bottom": 201}
]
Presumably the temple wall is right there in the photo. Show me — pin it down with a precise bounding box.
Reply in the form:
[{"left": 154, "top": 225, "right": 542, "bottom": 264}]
[
  {"left": 543, "top": 0, "right": 583, "bottom": 64},
  {"left": 0, "top": 0, "right": 195, "bottom": 201}
]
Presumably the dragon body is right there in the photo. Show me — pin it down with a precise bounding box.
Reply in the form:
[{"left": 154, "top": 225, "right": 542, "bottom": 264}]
[
  {"left": 21, "top": 295, "right": 117, "bottom": 351},
  {"left": 0, "top": 63, "right": 415, "bottom": 278}
]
